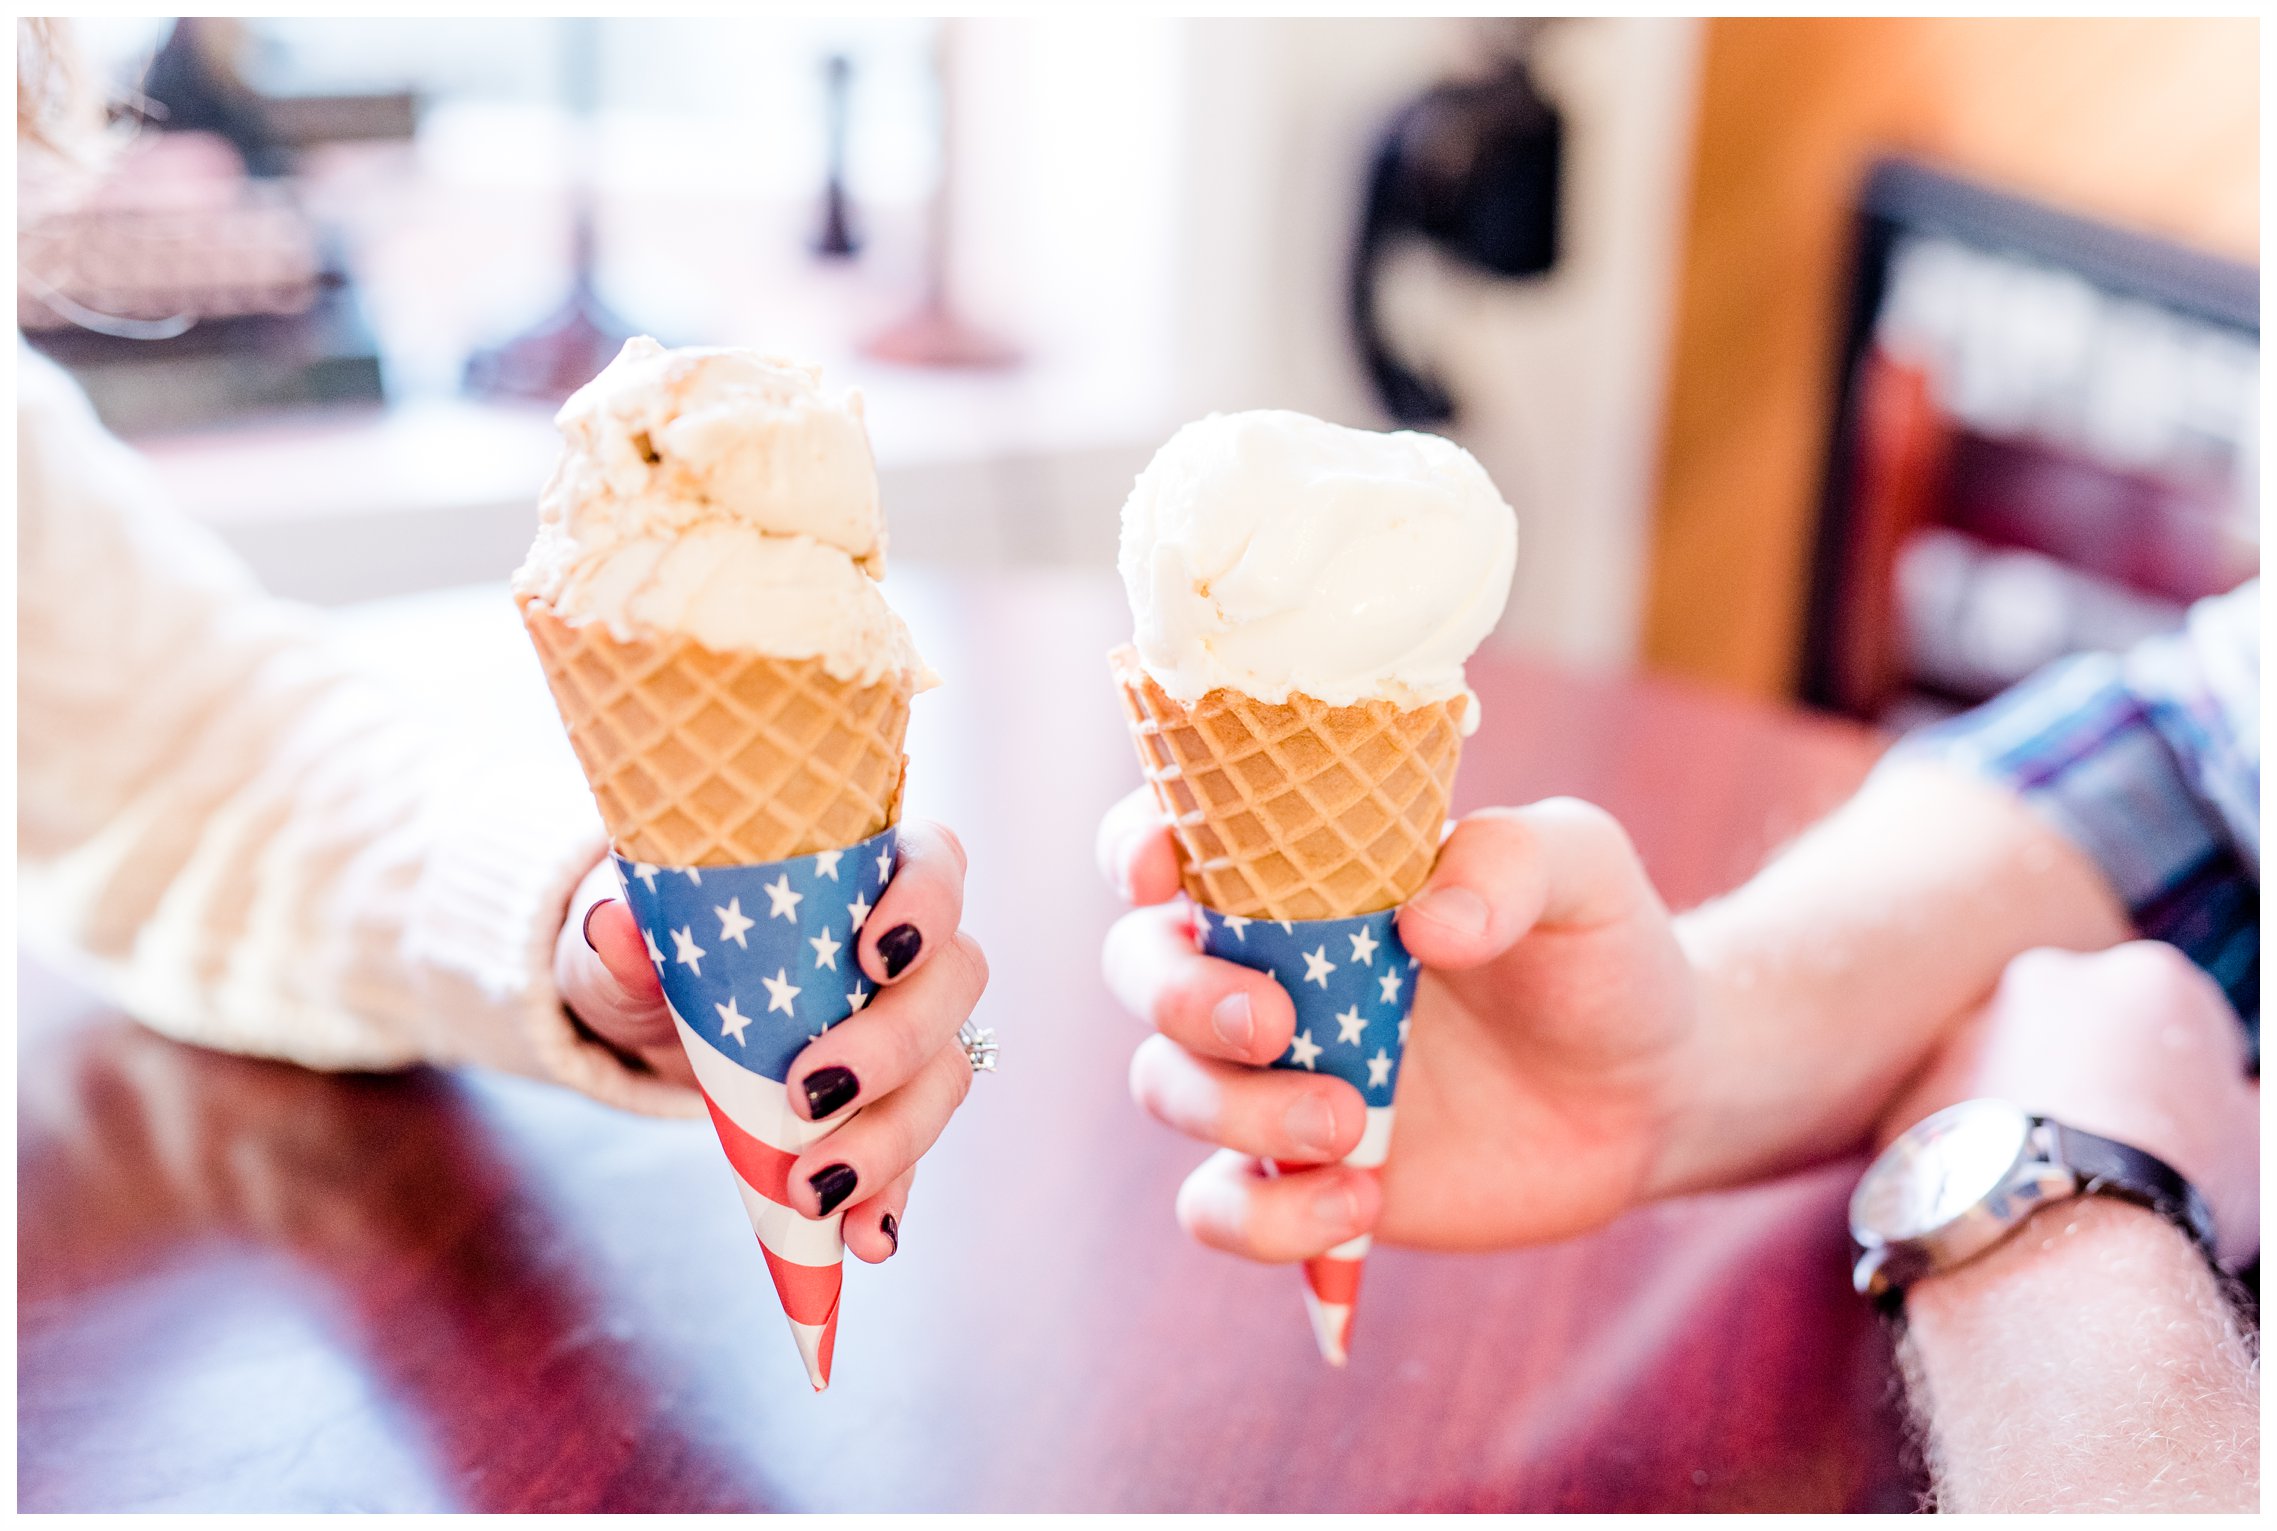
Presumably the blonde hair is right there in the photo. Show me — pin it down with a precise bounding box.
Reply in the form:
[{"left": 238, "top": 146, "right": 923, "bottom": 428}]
[{"left": 18, "top": 17, "right": 123, "bottom": 169}]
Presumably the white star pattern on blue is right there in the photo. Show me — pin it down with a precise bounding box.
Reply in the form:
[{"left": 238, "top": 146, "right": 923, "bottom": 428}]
[
  {"left": 715, "top": 897, "right": 755, "bottom": 949},
  {"left": 1196, "top": 903, "right": 1414, "bottom": 1108},
  {"left": 671, "top": 926, "right": 706, "bottom": 977},
  {"left": 809, "top": 927, "right": 843, "bottom": 970},
  {"left": 616, "top": 827, "right": 899, "bottom": 1084},
  {"left": 761, "top": 968, "right": 801, "bottom": 1015}
]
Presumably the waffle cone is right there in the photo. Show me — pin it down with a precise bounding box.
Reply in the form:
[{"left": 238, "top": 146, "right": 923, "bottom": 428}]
[
  {"left": 523, "top": 596, "right": 912, "bottom": 866},
  {"left": 1110, "top": 644, "right": 1462, "bottom": 919}
]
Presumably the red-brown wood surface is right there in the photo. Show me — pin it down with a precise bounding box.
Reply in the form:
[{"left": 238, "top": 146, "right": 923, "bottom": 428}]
[{"left": 18, "top": 571, "right": 1915, "bottom": 1512}]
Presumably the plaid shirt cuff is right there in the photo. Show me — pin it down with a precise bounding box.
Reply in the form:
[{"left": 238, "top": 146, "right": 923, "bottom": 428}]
[{"left": 1900, "top": 650, "right": 2259, "bottom": 1060}]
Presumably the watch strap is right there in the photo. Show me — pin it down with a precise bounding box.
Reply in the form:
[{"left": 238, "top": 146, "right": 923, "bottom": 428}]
[{"left": 2044, "top": 1119, "right": 2218, "bottom": 1257}]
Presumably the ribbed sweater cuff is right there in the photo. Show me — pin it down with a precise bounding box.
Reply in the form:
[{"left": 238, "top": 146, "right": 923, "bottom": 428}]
[{"left": 406, "top": 761, "right": 701, "bottom": 1119}]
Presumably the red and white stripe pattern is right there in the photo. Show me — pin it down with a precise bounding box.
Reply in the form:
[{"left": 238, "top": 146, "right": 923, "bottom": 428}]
[
  {"left": 674, "top": 1012, "right": 848, "bottom": 1389},
  {"left": 1278, "top": 1105, "right": 1394, "bottom": 1366}
]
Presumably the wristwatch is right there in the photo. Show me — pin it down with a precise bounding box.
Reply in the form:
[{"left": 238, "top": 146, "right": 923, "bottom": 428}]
[{"left": 1849, "top": 1097, "right": 2216, "bottom": 1306}]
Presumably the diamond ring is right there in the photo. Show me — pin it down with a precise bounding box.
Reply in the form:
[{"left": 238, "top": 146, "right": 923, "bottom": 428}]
[{"left": 957, "top": 1020, "right": 999, "bottom": 1075}]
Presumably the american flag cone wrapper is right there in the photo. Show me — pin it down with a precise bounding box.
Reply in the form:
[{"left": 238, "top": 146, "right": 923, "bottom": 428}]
[
  {"left": 1195, "top": 904, "right": 1416, "bottom": 1365},
  {"left": 1110, "top": 643, "right": 1452, "bottom": 1362},
  {"left": 613, "top": 827, "right": 899, "bottom": 1390}
]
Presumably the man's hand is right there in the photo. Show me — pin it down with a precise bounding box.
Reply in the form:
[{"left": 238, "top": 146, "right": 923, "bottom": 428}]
[
  {"left": 1097, "top": 757, "right": 2134, "bottom": 1268},
  {"left": 1886, "top": 943, "right": 2260, "bottom": 1512},
  {"left": 554, "top": 819, "right": 989, "bottom": 1263},
  {"left": 1101, "top": 787, "right": 1704, "bottom": 1260},
  {"left": 1881, "top": 941, "right": 2259, "bottom": 1267}
]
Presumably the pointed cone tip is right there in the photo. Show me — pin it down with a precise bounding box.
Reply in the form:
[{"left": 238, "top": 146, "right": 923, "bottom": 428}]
[
  {"left": 1302, "top": 1288, "right": 1354, "bottom": 1367},
  {"left": 789, "top": 1310, "right": 839, "bottom": 1392}
]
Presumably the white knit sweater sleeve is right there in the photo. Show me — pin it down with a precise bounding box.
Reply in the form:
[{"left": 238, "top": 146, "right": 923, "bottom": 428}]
[{"left": 16, "top": 351, "right": 696, "bottom": 1119}]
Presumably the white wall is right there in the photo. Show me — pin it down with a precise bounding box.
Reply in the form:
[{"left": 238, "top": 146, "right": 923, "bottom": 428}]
[{"left": 1159, "top": 18, "right": 1703, "bottom": 667}]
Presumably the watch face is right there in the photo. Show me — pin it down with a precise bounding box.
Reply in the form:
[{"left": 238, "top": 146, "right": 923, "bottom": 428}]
[{"left": 1852, "top": 1099, "right": 2033, "bottom": 1243}]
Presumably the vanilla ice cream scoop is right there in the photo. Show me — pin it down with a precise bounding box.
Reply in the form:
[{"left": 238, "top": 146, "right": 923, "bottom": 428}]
[
  {"left": 514, "top": 337, "right": 928, "bottom": 686},
  {"left": 1118, "top": 410, "right": 1517, "bottom": 724}
]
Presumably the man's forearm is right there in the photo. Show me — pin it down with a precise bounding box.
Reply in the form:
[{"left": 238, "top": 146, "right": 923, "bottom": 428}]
[
  {"left": 1899, "top": 1197, "right": 2258, "bottom": 1512},
  {"left": 1663, "top": 757, "right": 2132, "bottom": 1191}
]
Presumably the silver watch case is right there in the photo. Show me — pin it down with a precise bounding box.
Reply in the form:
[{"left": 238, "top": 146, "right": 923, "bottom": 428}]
[{"left": 1848, "top": 1099, "right": 2078, "bottom": 1301}]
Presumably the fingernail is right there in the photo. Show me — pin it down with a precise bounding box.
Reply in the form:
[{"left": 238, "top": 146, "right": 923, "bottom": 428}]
[
  {"left": 881, "top": 1211, "right": 899, "bottom": 1254},
  {"left": 1210, "top": 991, "right": 1255, "bottom": 1053},
  {"left": 1313, "top": 1180, "right": 1362, "bottom": 1232},
  {"left": 581, "top": 898, "right": 615, "bottom": 951},
  {"left": 802, "top": 1065, "right": 859, "bottom": 1120},
  {"left": 1408, "top": 885, "right": 1488, "bottom": 937},
  {"left": 1284, "top": 1095, "right": 1339, "bottom": 1156},
  {"left": 809, "top": 1162, "right": 858, "bottom": 1217},
  {"left": 877, "top": 923, "right": 923, "bottom": 979}
]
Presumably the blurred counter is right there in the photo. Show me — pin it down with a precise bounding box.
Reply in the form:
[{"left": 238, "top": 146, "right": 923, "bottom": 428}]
[{"left": 132, "top": 368, "right": 1166, "bottom": 606}]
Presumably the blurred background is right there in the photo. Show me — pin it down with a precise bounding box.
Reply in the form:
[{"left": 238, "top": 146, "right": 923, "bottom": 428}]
[{"left": 23, "top": 16, "right": 2259, "bottom": 727}]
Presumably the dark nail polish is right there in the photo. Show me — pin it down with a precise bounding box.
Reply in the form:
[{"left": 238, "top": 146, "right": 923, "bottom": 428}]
[
  {"left": 802, "top": 1064, "right": 859, "bottom": 1121},
  {"left": 880, "top": 1212, "right": 899, "bottom": 1254},
  {"left": 809, "top": 1162, "right": 858, "bottom": 1217},
  {"left": 877, "top": 923, "right": 923, "bottom": 979},
  {"left": 581, "top": 898, "right": 615, "bottom": 951}
]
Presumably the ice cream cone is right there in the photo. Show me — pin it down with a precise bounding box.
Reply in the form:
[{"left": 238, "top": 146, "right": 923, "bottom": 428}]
[
  {"left": 1114, "top": 646, "right": 1452, "bottom": 1362},
  {"left": 1110, "top": 408, "right": 1514, "bottom": 1369},
  {"left": 1109, "top": 644, "right": 1460, "bottom": 920},
  {"left": 525, "top": 595, "right": 912, "bottom": 1389},
  {"left": 522, "top": 597, "right": 911, "bottom": 867},
  {"left": 511, "top": 341, "right": 931, "bottom": 1391}
]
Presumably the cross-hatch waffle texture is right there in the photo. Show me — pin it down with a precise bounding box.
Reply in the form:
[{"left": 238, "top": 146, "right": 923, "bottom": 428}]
[
  {"left": 524, "top": 598, "right": 911, "bottom": 866},
  {"left": 1110, "top": 645, "right": 1460, "bottom": 920}
]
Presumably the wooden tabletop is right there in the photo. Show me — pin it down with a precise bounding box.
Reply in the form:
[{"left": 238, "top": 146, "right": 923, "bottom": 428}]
[{"left": 18, "top": 570, "right": 1914, "bottom": 1512}]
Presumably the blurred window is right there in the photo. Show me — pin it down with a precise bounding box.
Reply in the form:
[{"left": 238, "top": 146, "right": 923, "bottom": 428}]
[
  {"left": 29, "top": 18, "right": 949, "bottom": 424},
  {"left": 1800, "top": 160, "right": 2257, "bottom": 728}
]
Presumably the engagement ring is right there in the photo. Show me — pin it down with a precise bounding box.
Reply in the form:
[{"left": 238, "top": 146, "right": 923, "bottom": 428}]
[{"left": 957, "top": 1020, "right": 999, "bottom": 1074}]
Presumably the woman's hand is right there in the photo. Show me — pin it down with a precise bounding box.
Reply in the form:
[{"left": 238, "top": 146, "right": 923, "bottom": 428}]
[
  {"left": 1098, "top": 788, "right": 1705, "bottom": 1264},
  {"left": 555, "top": 818, "right": 989, "bottom": 1262}
]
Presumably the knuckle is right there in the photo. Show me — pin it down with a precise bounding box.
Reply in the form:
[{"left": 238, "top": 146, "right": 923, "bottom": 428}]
[
  {"left": 1160, "top": 965, "right": 1214, "bottom": 1042},
  {"left": 1099, "top": 908, "right": 1144, "bottom": 979},
  {"left": 1457, "top": 803, "right": 1537, "bottom": 849},
  {"left": 1538, "top": 796, "right": 1632, "bottom": 856},
  {"left": 951, "top": 930, "right": 990, "bottom": 994},
  {"left": 2115, "top": 940, "right": 2223, "bottom": 1009},
  {"left": 929, "top": 821, "right": 969, "bottom": 872},
  {"left": 1127, "top": 1034, "right": 1171, "bottom": 1107},
  {"left": 887, "top": 1102, "right": 930, "bottom": 1177},
  {"left": 2113, "top": 938, "right": 2193, "bottom": 981},
  {"left": 1174, "top": 1164, "right": 1242, "bottom": 1249},
  {"left": 2001, "top": 945, "right": 2070, "bottom": 988},
  {"left": 944, "top": 1044, "right": 976, "bottom": 1108}
]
